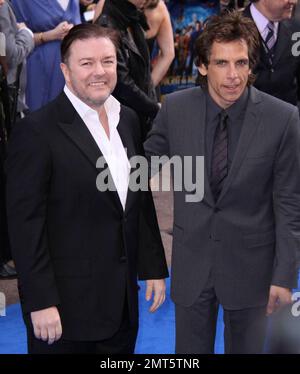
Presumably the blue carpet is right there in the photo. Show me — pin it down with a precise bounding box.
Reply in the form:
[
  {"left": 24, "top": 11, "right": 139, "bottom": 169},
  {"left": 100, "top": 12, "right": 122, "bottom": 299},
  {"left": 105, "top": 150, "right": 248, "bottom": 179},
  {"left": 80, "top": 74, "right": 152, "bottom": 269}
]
[
  {"left": 0, "top": 277, "right": 225, "bottom": 354},
  {"left": 136, "top": 277, "right": 224, "bottom": 353},
  {"left": 0, "top": 303, "right": 27, "bottom": 354},
  {"left": 1, "top": 275, "right": 299, "bottom": 354}
]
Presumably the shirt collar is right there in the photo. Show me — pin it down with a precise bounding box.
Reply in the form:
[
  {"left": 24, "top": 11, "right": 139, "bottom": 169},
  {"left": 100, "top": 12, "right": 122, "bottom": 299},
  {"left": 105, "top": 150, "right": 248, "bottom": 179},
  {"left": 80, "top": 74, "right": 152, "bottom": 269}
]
[
  {"left": 250, "top": 3, "right": 279, "bottom": 39},
  {"left": 206, "top": 90, "right": 223, "bottom": 124},
  {"left": 64, "top": 85, "right": 121, "bottom": 131},
  {"left": 206, "top": 87, "right": 249, "bottom": 123},
  {"left": 225, "top": 87, "right": 249, "bottom": 121}
]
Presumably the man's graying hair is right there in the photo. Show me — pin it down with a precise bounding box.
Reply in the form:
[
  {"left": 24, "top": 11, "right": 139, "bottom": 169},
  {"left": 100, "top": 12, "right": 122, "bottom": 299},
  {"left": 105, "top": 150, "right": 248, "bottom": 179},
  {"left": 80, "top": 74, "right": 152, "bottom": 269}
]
[{"left": 61, "top": 23, "right": 120, "bottom": 64}]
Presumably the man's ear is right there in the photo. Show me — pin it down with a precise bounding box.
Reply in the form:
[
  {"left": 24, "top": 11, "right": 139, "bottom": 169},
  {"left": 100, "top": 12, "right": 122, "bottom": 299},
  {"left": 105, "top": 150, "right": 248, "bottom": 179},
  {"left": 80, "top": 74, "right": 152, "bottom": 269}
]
[
  {"left": 198, "top": 64, "right": 208, "bottom": 77},
  {"left": 60, "top": 62, "right": 70, "bottom": 84}
]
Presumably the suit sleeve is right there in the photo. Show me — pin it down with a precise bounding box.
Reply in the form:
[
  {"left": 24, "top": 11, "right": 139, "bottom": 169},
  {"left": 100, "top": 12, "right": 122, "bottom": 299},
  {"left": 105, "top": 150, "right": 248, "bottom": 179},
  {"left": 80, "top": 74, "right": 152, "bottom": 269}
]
[
  {"left": 138, "top": 187, "right": 169, "bottom": 280},
  {"left": 144, "top": 95, "right": 171, "bottom": 177},
  {"left": 5, "top": 120, "right": 60, "bottom": 314},
  {"left": 126, "top": 108, "right": 168, "bottom": 279},
  {"left": 272, "top": 107, "right": 300, "bottom": 288}
]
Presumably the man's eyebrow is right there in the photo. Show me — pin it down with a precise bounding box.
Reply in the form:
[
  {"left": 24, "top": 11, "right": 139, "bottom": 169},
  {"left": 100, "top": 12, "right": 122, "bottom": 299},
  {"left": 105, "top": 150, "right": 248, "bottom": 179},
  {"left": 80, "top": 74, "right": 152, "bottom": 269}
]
[
  {"left": 78, "top": 57, "right": 94, "bottom": 62},
  {"left": 78, "top": 56, "right": 116, "bottom": 61}
]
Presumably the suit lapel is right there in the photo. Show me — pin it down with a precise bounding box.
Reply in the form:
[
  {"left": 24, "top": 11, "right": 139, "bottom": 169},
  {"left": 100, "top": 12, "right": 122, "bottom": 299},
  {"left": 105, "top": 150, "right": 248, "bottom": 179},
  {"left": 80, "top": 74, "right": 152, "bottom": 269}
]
[
  {"left": 57, "top": 93, "right": 124, "bottom": 213},
  {"left": 117, "top": 108, "right": 138, "bottom": 214},
  {"left": 58, "top": 114, "right": 103, "bottom": 171},
  {"left": 217, "top": 87, "right": 263, "bottom": 203}
]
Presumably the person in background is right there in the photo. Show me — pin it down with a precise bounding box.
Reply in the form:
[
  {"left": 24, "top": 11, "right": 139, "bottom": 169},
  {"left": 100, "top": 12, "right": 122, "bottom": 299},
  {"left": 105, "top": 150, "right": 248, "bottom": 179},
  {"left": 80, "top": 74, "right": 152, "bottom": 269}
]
[
  {"left": 0, "top": 0, "right": 34, "bottom": 118},
  {"left": 143, "top": 0, "right": 174, "bottom": 88},
  {"left": 244, "top": 0, "right": 300, "bottom": 106},
  {"left": 95, "top": 0, "right": 159, "bottom": 140},
  {"left": 221, "top": 0, "right": 247, "bottom": 10},
  {"left": 94, "top": 0, "right": 174, "bottom": 88},
  {"left": 0, "top": 0, "right": 34, "bottom": 278},
  {"left": 0, "top": 29, "right": 15, "bottom": 279},
  {"left": 10, "top": 0, "right": 81, "bottom": 111},
  {"left": 93, "top": 0, "right": 105, "bottom": 23},
  {"left": 79, "top": 0, "right": 97, "bottom": 23}
]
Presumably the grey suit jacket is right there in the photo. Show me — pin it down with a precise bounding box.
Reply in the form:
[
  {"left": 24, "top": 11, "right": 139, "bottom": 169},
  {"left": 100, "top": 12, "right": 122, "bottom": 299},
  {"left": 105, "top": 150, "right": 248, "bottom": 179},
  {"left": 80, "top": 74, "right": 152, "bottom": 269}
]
[
  {"left": 144, "top": 86, "right": 300, "bottom": 310},
  {"left": 0, "top": 1, "right": 34, "bottom": 109}
]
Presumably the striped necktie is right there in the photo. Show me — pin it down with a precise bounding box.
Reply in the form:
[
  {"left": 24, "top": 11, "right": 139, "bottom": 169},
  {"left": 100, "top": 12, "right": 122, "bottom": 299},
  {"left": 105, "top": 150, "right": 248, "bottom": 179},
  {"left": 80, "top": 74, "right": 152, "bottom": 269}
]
[
  {"left": 265, "top": 21, "right": 276, "bottom": 51},
  {"left": 211, "top": 111, "right": 228, "bottom": 201}
]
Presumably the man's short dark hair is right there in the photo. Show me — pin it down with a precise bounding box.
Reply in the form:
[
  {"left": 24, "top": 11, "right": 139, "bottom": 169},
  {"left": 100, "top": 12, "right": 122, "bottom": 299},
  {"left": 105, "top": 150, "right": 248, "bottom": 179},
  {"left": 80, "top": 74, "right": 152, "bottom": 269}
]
[
  {"left": 194, "top": 10, "right": 260, "bottom": 86},
  {"left": 61, "top": 23, "right": 120, "bottom": 64}
]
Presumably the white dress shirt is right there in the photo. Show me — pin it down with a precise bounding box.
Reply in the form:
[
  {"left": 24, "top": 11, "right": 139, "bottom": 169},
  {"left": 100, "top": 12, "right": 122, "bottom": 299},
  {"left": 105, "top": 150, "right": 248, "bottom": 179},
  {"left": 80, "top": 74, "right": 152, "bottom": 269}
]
[
  {"left": 57, "top": 0, "right": 70, "bottom": 11},
  {"left": 250, "top": 3, "right": 279, "bottom": 43},
  {"left": 64, "top": 85, "right": 131, "bottom": 210}
]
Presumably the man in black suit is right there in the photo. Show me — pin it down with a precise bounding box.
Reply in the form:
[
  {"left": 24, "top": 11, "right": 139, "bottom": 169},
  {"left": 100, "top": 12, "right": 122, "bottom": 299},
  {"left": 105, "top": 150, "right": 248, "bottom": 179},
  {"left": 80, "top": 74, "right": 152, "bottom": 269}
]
[
  {"left": 244, "top": 0, "right": 300, "bottom": 105},
  {"left": 144, "top": 11, "right": 300, "bottom": 353},
  {"left": 6, "top": 24, "right": 168, "bottom": 354}
]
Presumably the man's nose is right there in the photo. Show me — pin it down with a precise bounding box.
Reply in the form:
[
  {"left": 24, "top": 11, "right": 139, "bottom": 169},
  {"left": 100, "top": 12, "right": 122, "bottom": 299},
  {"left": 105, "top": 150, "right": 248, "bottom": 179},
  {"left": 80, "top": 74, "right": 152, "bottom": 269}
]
[
  {"left": 94, "top": 62, "right": 105, "bottom": 75},
  {"left": 227, "top": 64, "right": 238, "bottom": 79}
]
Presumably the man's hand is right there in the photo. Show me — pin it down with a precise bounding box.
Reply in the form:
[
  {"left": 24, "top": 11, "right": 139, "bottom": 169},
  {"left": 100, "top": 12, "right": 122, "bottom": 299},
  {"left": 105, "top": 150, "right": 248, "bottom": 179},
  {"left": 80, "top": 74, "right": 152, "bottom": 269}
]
[
  {"left": 266, "top": 285, "right": 292, "bottom": 316},
  {"left": 30, "top": 306, "right": 62, "bottom": 345},
  {"left": 145, "top": 279, "right": 166, "bottom": 312}
]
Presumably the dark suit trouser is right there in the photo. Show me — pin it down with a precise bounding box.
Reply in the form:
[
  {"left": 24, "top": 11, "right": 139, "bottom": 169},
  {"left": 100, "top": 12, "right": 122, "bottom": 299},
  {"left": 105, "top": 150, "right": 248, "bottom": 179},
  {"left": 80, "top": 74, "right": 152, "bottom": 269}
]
[
  {"left": 26, "top": 296, "right": 138, "bottom": 354},
  {"left": 175, "top": 277, "right": 267, "bottom": 354}
]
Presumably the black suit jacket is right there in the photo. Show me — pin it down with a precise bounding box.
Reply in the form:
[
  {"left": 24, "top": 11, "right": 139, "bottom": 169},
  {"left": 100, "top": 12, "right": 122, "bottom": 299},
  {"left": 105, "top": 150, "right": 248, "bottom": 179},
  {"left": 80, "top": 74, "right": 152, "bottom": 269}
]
[
  {"left": 6, "top": 92, "right": 168, "bottom": 341},
  {"left": 244, "top": 4, "right": 300, "bottom": 105},
  {"left": 145, "top": 86, "right": 300, "bottom": 309}
]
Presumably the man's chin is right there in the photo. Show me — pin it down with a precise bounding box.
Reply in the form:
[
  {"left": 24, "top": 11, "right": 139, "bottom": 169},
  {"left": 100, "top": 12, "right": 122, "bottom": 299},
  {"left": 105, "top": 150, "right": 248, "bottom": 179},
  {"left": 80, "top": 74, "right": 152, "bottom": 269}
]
[{"left": 85, "top": 96, "right": 109, "bottom": 109}]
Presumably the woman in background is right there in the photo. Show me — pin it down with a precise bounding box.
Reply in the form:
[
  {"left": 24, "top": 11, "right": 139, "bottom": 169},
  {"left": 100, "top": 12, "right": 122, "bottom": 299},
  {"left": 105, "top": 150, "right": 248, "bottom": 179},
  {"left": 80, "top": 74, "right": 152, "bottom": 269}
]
[
  {"left": 144, "top": 0, "right": 174, "bottom": 87},
  {"left": 94, "top": 0, "right": 174, "bottom": 88},
  {"left": 93, "top": 0, "right": 105, "bottom": 23},
  {"left": 95, "top": 0, "right": 160, "bottom": 139},
  {"left": 11, "top": 0, "right": 81, "bottom": 111}
]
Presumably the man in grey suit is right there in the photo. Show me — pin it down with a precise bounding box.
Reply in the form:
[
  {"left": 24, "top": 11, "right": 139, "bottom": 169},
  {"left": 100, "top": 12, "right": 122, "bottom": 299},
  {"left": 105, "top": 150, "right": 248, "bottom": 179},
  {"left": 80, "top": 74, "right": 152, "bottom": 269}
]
[
  {"left": 144, "top": 10, "right": 300, "bottom": 354},
  {"left": 0, "top": 0, "right": 34, "bottom": 113}
]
